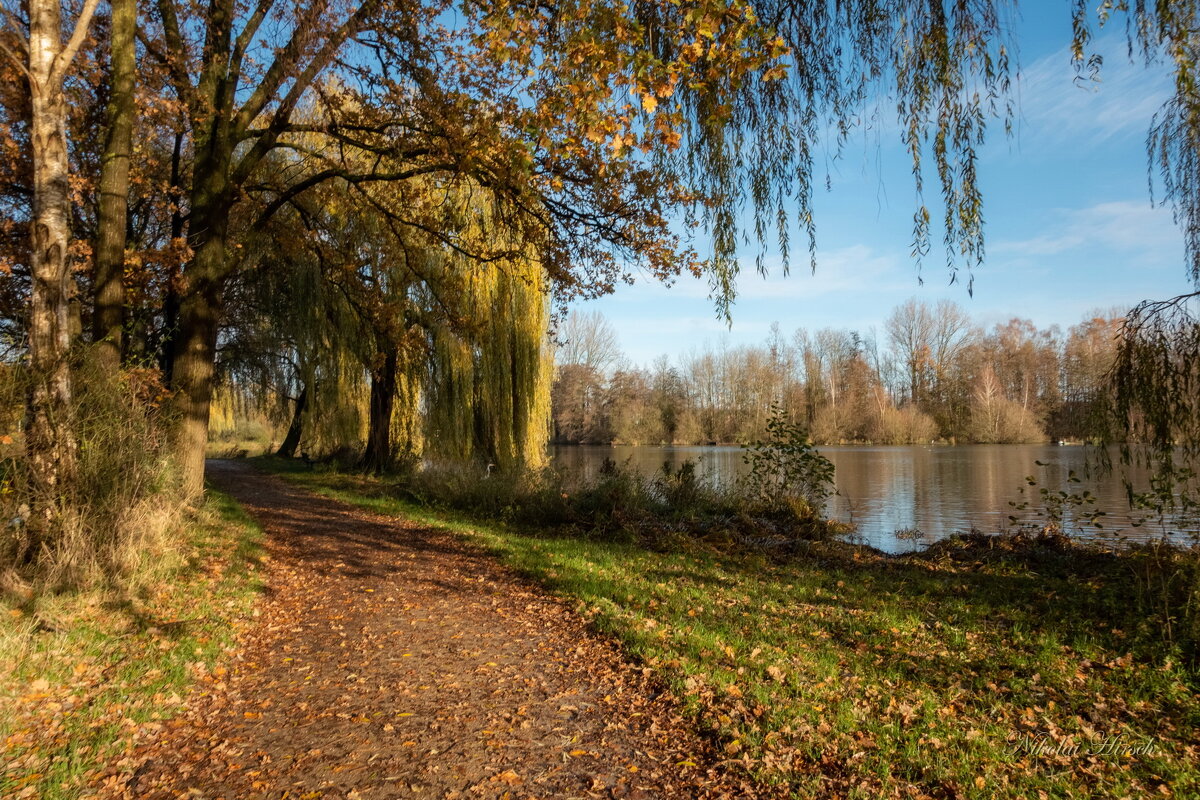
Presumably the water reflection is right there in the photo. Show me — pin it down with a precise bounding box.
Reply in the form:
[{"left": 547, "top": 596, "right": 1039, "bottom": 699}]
[{"left": 549, "top": 444, "right": 1198, "bottom": 553}]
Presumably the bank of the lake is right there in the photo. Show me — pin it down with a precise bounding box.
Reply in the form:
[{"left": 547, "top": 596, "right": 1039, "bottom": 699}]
[
  {"left": 552, "top": 443, "right": 1196, "bottom": 552},
  {"left": 261, "top": 459, "right": 1200, "bottom": 800}
]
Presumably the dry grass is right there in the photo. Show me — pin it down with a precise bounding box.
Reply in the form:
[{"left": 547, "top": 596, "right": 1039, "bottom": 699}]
[{"left": 0, "top": 358, "right": 184, "bottom": 592}]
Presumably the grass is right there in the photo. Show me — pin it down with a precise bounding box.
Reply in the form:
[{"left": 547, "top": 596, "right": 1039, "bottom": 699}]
[
  {"left": 0, "top": 490, "right": 265, "bottom": 800},
  {"left": 263, "top": 458, "right": 1199, "bottom": 800}
]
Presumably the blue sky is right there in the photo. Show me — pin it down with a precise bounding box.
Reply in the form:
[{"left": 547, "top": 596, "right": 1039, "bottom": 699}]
[{"left": 570, "top": 4, "right": 1195, "bottom": 365}]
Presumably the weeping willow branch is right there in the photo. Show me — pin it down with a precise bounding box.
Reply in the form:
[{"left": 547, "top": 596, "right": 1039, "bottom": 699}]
[{"left": 1106, "top": 292, "right": 1200, "bottom": 471}]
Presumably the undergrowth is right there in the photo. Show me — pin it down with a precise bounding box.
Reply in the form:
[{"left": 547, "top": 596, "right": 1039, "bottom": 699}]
[{"left": 1, "top": 357, "right": 183, "bottom": 591}]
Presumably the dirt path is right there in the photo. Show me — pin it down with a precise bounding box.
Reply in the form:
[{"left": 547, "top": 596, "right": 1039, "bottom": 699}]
[{"left": 98, "top": 461, "right": 761, "bottom": 800}]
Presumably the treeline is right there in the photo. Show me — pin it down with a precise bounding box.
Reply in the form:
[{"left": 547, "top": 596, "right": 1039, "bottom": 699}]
[{"left": 552, "top": 301, "right": 1123, "bottom": 446}]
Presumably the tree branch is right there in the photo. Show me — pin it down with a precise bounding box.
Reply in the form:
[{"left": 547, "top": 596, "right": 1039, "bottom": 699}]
[
  {"left": 154, "top": 0, "right": 197, "bottom": 113},
  {"left": 250, "top": 162, "right": 458, "bottom": 231},
  {"left": 0, "top": 39, "right": 31, "bottom": 82},
  {"left": 228, "top": 0, "right": 276, "bottom": 86},
  {"left": 230, "top": 0, "right": 380, "bottom": 183},
  {"left": 50, "top": 0, "right": 102, "bottom": 86}
]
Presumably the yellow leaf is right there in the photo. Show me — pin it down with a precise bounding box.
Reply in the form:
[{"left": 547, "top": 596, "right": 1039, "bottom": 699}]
[
  {"left": 569, "top": 749, "right": 588, "bottom": 756},
  {"left": 975, "top": 777, "right": 986, "bottom": 789},
  {"left": 641, "top": 93, "right": 658, "bottom": 114},
  {"left": 491, "top": 770, "right": 522, "bottom": 786}
]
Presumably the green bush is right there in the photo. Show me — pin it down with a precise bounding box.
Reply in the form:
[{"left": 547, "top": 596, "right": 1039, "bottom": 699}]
[{"left": 740, "top": 404, "right": 835, "bottom": 522}]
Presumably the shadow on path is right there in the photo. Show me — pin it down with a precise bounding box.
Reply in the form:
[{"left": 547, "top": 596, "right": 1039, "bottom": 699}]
[{"left": 96, "top": 460, "right": 764, "bottom": 800}]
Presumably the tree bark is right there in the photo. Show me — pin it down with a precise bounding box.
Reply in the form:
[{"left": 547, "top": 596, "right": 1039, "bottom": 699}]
[
  {"left": 92, "top": 0, "right": 137, "bottom": 368},
  {"left": 276, "top": 385, "right": 307, "bottom": 458},
  {"left": 169, "top": 224, "right": 227, "bottom": 498},
  {"left": 23, "top": 0, "right": 98, "bottom": 509},
  {"left": 361, "top": 348, "right": 398, "bottom": 473},
  {"left": 158, "top": 128, "right": 186, "bottom": 380},
  {"left": 170, "top": 77, "right": 235, "bottom": 497}
]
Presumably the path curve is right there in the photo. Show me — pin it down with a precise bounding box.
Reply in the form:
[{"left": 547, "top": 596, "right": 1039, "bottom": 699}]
[{"left": 97, "top": 461, "right": 763, "bottom": 799}]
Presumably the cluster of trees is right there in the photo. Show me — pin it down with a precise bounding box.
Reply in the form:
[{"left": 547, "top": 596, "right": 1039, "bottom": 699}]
[
  {"left": 0, "top": 0, "right": 1039, "bottom": 500},
  {"left": 551, "top": 302, "right": 1124, "bottom": 446},
  {"left": 0, "top": 0, "right": 1197, "bottom": 571}
]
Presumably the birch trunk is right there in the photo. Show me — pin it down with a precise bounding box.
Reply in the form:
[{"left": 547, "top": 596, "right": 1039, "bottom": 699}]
[{"left": 25, "top": 1, "right": 77, "bottom": 506}]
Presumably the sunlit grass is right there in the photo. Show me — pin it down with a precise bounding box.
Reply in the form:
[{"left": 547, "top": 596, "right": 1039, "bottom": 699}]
[
  {"left": 0, "top": 491, "right": 265, "bottom": 800},
  {"left": 270, "top": 462, "right": 1200, "bottom": 800}
]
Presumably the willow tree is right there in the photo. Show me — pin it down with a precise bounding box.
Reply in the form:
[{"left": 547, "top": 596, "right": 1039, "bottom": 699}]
[
  {"left": 1077, "top": 5, "right": 1200, "bottom": 470},
  {"left": 1107, "top": 294, "right": 1200, "bottom": 467},
  {"left": 130, "top": 0, "right": 1054, "bottom": 497},
  {"left": 216, "top": 222, "right": 370, "bottom": 461},
  {"left": 425, "top": 257, "right": 552, "bottom": 472}
]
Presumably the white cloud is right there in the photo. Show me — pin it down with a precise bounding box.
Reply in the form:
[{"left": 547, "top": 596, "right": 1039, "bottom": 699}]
[
  {"left": 603, "top": 244, "right": 910, "bottom": 306},
  {"left": 1010, "top": 35, "right": 1172, "bottom": 149},
  {"left": 991, "top": 200, "right": 1182, "bottom": 263}
]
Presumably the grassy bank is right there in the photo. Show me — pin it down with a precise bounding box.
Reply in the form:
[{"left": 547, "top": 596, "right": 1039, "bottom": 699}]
[
  {"left": 263, "top": 458, "right": 1198, "bottom": 799},
  {"left": 0, "top": 491, "right": 265, "bottom": 800}
]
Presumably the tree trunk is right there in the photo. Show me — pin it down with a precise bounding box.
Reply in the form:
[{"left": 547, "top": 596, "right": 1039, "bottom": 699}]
[
  {"left": 276, "top": 385, "right": 307, "bottom": 458},
  {"left": 158, "top": 129, "right": 186, "bottom": 380},
  {"left": 24, "top": 0, "right": 81, "bottom": 509},
  {"left": 361, "top": 349, "right": 398, "bottom": 474},
  {"left": 91, "top": 0, "right": 136, "bottom": 368},
  {"left": 170, "top": 92, "right": 236, "bottom": 498},
  {"left": 169, "top": 224, "right": 227, "bottom": 498}
]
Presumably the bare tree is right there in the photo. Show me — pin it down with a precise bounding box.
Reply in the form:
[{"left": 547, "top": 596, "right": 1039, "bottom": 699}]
[{"left": 556, "top": 310, "right": 622, "bottom": 375}]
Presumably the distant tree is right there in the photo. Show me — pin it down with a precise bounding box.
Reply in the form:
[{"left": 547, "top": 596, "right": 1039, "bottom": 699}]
[
  {"left": 556, "top": 310, "right": 621, "bottom": 375},
  {"left": 968, "top": 363, "right": 1044, "bottom": 443}
]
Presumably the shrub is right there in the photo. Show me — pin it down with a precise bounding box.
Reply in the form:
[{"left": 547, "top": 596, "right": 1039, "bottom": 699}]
[
  {"left": 873, "top": 405, "right": 939, "bottom": 444},
  {"left": 1, "top": 356, "right": 183, "bottom": 591},
  {"left": 740, "top": 404, "right": 835, "bottom": 521}
]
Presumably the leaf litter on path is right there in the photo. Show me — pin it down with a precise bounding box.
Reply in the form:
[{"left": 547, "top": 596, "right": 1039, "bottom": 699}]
[{"left": 94, "top": 461, "right": 769, "bottom": 799}]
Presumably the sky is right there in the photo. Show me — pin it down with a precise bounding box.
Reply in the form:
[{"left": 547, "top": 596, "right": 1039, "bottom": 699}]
[{"left": 568, "top": 4, "right": 1196, "bottom": 366}]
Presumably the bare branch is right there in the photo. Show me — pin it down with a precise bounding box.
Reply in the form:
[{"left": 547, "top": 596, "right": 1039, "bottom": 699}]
[
  {"left": 50, "top": 0, "right": 102, "bottom": 86},
  {"left": 231, "top": 0, "right": 380, "bottom": 182},
  {"left": 155, "top": 0, "right": 196, "bottom": 113},
  {"left": 0, "top": 38, "right": 31, "bottom": 82},
  {"left": 228, "top": 0, "right": 276, "bottom": 85},
  {"left": 0, "top": 3, "right": 28, "bottom": 47}
]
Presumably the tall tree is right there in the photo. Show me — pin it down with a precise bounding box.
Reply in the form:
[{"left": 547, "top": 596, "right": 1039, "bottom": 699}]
[
  {"left": 1, "top": 0, "right": 101, "bottom": 511},
  {"left": 91, "top": 0, "right": 135, "bottom": 368},
  {"left": 139, "top": 0, "right": 1033, "bottom": 496}
]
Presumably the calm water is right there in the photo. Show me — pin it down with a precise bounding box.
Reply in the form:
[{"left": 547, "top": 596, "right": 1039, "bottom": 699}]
[{"left": 550, "top": 444, "right": 1199, "bottom": 553}]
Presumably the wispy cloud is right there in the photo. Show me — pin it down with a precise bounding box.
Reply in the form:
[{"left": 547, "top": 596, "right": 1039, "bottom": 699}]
[
  {"left": 610, "top": 244, "right": 909, "bottom": 305},
  {"left": 1010, "top": 35, "right": 1172, "bottom": 149},
  {"left": 991, "top": 200, "right": 1181, "bottom": 263}
]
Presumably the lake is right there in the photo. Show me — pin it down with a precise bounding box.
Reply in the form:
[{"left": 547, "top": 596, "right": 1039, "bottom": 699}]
[{"left": 550, "top": 444, "right": 1199, "bottom": 553}]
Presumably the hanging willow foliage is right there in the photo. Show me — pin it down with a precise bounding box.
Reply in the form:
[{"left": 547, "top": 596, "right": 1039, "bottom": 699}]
[
  {"left": 425, "top": 254, "right": 552, "bottom": 472},
  {"left": 1107, "top": 293, "right": 1200, "bottom": 468},
  {"left": 218, "top": 158, "right": 555, "bottom": 471},
  {"left": 218, "top": 206, "right": 372, "bottom": 457}
]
